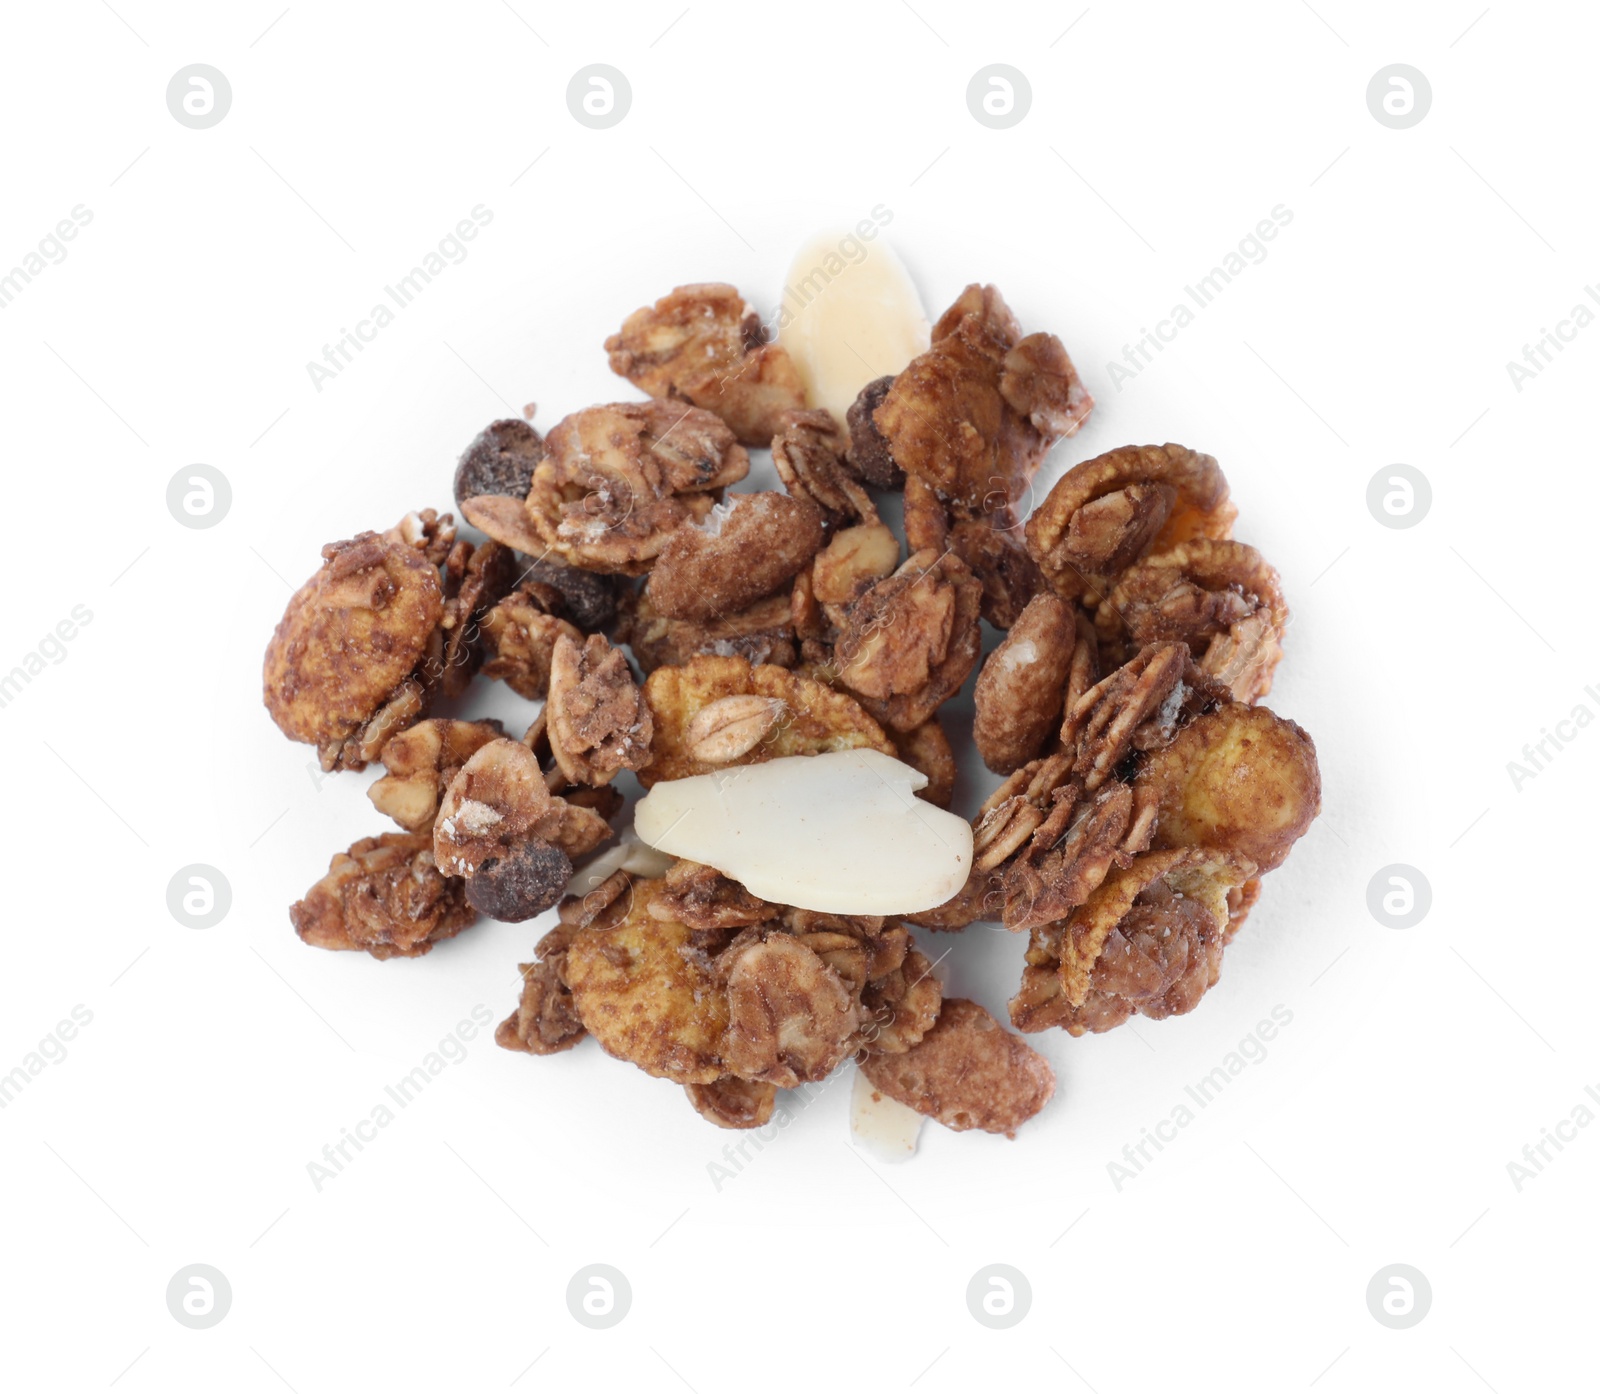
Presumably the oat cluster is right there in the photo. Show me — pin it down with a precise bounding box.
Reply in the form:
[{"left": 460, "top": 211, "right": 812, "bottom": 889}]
[{"left": 264, "top": 280, "right": 1319, "bottom": 1140}]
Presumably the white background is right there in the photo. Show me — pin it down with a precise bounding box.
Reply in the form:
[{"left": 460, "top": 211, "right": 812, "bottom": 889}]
[{"left": 2, "top": 1, "right": 1594, "bottom": 1390}]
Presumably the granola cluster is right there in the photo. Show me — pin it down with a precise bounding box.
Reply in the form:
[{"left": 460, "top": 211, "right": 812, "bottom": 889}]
[{"left": 264, "top": 272, "right": 1319, "bottom": 1146}]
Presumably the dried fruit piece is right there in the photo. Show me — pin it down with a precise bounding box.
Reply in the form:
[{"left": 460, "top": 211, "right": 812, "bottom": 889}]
[
  {"left": 1132, "top": 702, "right": 1321, "bottom": 873},
  {"left": 516, "top": 558, "right": 621, "bottom": 633},
  {"left": 1024, "top": 443, "right": 1235, "bottom": 602},
  {"left": 545, "top": 633, "right": 653, "bottom": 786},
  {"left": 859, "top": 998, "right": 1054, "bottom": 1137},
  {"left": 685, "top": 1077, "right": 776, "bottom": 1130},
  {"left": 641, "top": 654, "right": 894, "bottom": 786},
  {"left": 1097, "top": 539, "right": 1288, "bottom": 701},
  {"left": 973, "top": 593, "right": 1076, "bottom": 774},
  {"left": 454, "top": 418, "right": 544, "bottom": 509},
  {"left": 617, "top": 588, "right": 798, "bottom": 674},
  {"left": 563, "top": 879, "right": 730, "bottom": 1082},
  {"left": 290, "top": 832, "right": 475, "bottom": 960},
  {"left": 434, "top": 737, "right": 611, "bottom": 878},
  {"left": 683, "top": 694, "right": 786, "bottom": 764},
  {"left": 467, "top": 840, "right": 573, "bottom": 922},
  {"left": 369, "top": 718, "right": 506, "bottom": 831},
  {"left": 605, "top": 283, "right": 805, "bottom": 446},
  {"left": 496, "top": 927, "right": 587, "bottom": 1055},
  {"left": 845, "top": 375, "right": 903, "bottom": 488},
  {"left": 263, "top": 515, "right": 449, "bottom": 771},
  {"left": 645, "top": 492, "right": 825, "bottom": 622},
  {"left": 719, "top": 930, "right": 864, "bottom": 1086},
  {"left": 835, "top": 549, "right": 983, "bottom": 731}
]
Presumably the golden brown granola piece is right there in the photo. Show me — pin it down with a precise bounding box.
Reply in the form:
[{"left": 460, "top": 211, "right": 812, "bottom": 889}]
[
  {"left": 902, "top": 473, "right": 949, "bottom": 553},
  {"left": 859, "top": 946, "right": 943, "bottom": 1055},
  {"left": 682, "top": 695, "right": 787, "bottom": 764},
  {"left": 645, "top": 492, "right": 824, "bottom": 621},
  {"left": 495, "top": 927, "right": 587, "bottom": 1055},
  {"left": 834, "top": 549, "right": 983, "bottom": 732},
  {"left": 1097, "top": 539, "right": 1288, "bottom": 701},
  {"left": 685, "top": 1077, "right": 776, "bottom": 1130},
  {"left": 844, "top": 375, "right": 903, "bottom": 489},
  {"left": 605, "top": 283, "right": 805, "bottom": 446},
  {"left": 1024, "top": 443, "right": 1235, "bottom": 603},
  {"left": 290, "top": 832, "right": 475, "bottom": 960},
  {"left": 564, "top": 879, "right": 730, "bottom": 1083},
  {"left": 1002, "top": 782, "right": 1142, "bottom": 933},
  {"left": 369, "top": 718, "right": 507, "bottom": 831},
  {"left": 263, "top": 514, "right": 449, "bottom": 771},
  {"left": 773, "top": 408, "right": 879, "bottom": 526},
  {"left": 810, "top": 522, "right": 901, "bottom": 606},
  {"left": 905, "top": 868, "right": 1006, "bottom": 931},
  {"left": 717, "top": 928, "right": 865, "bottom": 1087},
  {"left": 511, "top": 401, "right": 748, "bottom": 575},
  {"left": 1225, "top": 877, "right": 1262, "bottom": 944},
  {"left": 1013, "top": 848, "right": 1256, "bottom": 1036},
  {"left": 891, "top": 715, "right": 957, "bottom": 809},
  {"left": 546, "top": 634, "right": 653, "bottom": 786},
  {"left": 427, "top": 539, "right": 516, "bottom": 700},
  {"left": 859, "top": 997, "right": 1055, "bottom": 1137},
  {"left": 873, "top": 285, "right": 1090, "bottom": 517},
  {"left": 616, "top": 588, "right": 798, "bottom": 674},
  {"left": 650, "top": 860, "right": 774, "bottom": 930},
  {"left": 947, "top": 515, "right": 1047, "bottom": 629},
  {"left": 640, "top": 654, "right": 894, "bottom": 786},
  {"left": 973, "top": 593, "right": 1076, "bottom": 774},
  {"left": 434, "top": 737, "right": 611, "bottom": 878},
  {"left": 1132, "top": 703, "right": 1320, "bottom": 874},
  {"left": 479, "top": 582, "right": 584, "bottom": 699},
  {"left": 1059, "top": 643, "right": 1198, "bottom": 792}
]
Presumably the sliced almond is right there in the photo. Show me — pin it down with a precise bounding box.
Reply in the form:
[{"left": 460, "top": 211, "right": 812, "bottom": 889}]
[{"left": 683, "top": 695, "right": 785, "bottom": 764}]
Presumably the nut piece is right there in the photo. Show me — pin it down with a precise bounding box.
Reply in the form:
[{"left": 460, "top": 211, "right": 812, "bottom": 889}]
[
  {"left": 434, "top": 737, "right": 612, "bottom": 878},
  {"left": 369, "top": 718, "right": 507, "bottom": 831},
  {"left": 844, "top": 375, "right": 902, "bottom": 488},
  {"left": 1132, "top": 702, "right": 1321, "bottom": 874},
  {"left": 563, "top": 879, "right": 731, "bottom": 1082},
  {"left": 719, "top": 930, "right": 864, "bottom": 1087},
  {"left": 616, "top": 588, "right": 798, "bottom": 674},
  {"left": 873, "top": 285, "right": 1091, "bottom": 516},
  {"left": 685, "top": 1077, "right": 776, "bottom": 1130},
  {"left": 645, "top": 492, "right": 825, "bottom": 621},
  {"left": 641, "top": 654, "right": 895, "bottom": 786},
  {"left": 466, "top": 840, "right": 573, "bottom": 922},
  {"left": 1097, "top": 539, "right": 1288, "bottom": 702},
  {"left": 683, "top": 694, "right": 786, "bottom": 764},
  {"left": 546, "top": 633, "right": 653, "bottom": 786},
  {"left": 605, "top": 283, "right": 806, "bottom": 446},
  {"left": 479, "top": 583, "right": 584, "bottom": 699},
  {"left": 973, "top": 593, "right": 1076, "bottom": 774},
  {"left": 454, "top": 418, "right": 544, "bottom": 509},
  {"left": 835, "top": 549, "right": 983, "bottom": 731},
  {"left": 496, "top": 927, "right": 587, "bottom": 1056},
  {"left": 507, "top": 401, "right": 749, "bottom": 575},
  {"left": 859, "top": 998, "right": 1055, "bottom": 1137},
  {"left": 290, "top": 832, "right": 475, "bottom": 960},
  {"left": 1024, "top": 444, "right": 1235, "bottom": 603},
  {"left": 263, "top": 518, "right": 447, "bottom": 770}
]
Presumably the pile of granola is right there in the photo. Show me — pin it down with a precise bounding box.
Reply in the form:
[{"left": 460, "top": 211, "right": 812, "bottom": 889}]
[{"left": 265, "top": 279, "right": 1319, "bottom": 1142}]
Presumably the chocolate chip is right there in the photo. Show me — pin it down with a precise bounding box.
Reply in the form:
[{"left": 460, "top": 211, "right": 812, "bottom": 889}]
[
  {"left": 453, "top": 419, "right": 545, "bottom": 509},
  {"left": 517, "top": 558, "right": 621, "bottom": 633},
  {"left": 466, "top": 840, "right": 573, "bottom": 922},
  {"left": 845, "top": 376, "right": 902, "bottom": 489}
]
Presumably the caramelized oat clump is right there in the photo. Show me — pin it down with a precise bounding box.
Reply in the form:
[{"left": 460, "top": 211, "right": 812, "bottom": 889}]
[
  {"left": 605, "top": 283, "right": 806, "bottom": 446},
  {"left": 291, "top": 832, "right": 476, "bottom": 959}
]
